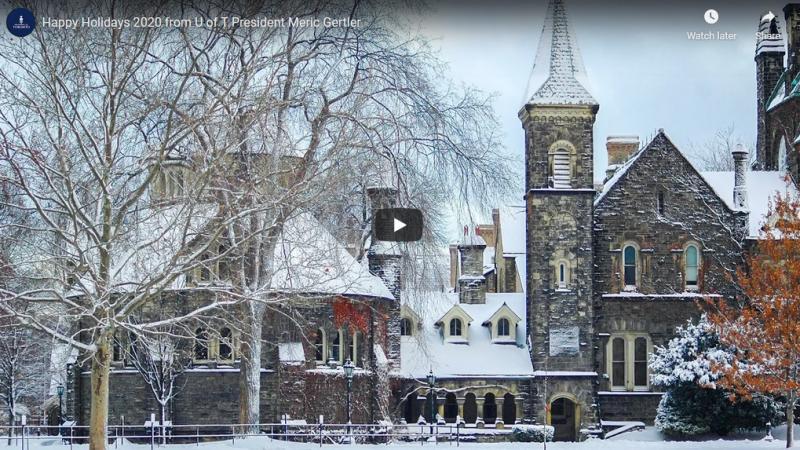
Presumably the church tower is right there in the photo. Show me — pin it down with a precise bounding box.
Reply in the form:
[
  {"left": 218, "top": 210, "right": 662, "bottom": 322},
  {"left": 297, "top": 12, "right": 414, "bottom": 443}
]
[
  {"left": 755, "top": 11, "right": 785, "bottom": 170},
  {"left": 519, "top": 0, "right": 598, "bottom": 439}
]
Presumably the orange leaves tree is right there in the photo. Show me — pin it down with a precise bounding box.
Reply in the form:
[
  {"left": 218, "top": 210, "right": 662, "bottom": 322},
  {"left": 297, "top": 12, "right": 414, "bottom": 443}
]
[{"left": 706, "top": 192, "right": 800, "bottom": 448}]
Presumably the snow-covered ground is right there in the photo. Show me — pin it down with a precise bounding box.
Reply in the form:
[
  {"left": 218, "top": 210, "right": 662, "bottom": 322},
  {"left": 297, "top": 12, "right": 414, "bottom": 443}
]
[{"left": 2, "top": 425, "right": 799, "bottom": 450}]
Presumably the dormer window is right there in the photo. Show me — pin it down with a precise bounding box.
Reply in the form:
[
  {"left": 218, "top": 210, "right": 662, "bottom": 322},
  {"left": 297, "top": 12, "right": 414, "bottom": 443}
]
[
  {"left": 449, "top": 318, "right": 463, "bottom": 337},
  {"left": 400, "top": 317, "right": 413, "bottom": 336},
  {"left": 437, "top": 305, "right": 473, "bottom": 344},
  {"left": 483, "top": 303, "right": 522, "bottom": 343}
]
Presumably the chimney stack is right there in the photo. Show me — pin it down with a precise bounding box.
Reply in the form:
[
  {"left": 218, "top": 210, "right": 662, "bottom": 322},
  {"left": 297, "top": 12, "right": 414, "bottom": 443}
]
[
  {"left": 606, "top": 135, "right": 640, "bottom": 165},
  {"left": 732, "top": 144, "right": 749, "bottom": 211},
  {"left": 457, "top": 225, "right": 487, "bottom": 304}
]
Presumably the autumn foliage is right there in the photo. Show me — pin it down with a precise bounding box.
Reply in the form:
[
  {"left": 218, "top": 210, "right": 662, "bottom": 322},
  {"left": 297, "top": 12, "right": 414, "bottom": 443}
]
[
  {"left": 332, "top": 296, "right": 370, "bottom": 333},
  {"left": 706, "top": 191, "right": 800, "bottom": 448}
]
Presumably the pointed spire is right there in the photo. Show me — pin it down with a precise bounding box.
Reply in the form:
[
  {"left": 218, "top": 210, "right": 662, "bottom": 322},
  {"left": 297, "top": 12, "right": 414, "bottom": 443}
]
[{"left": 524, "top": 0, "right": 597, "bottom": 106}]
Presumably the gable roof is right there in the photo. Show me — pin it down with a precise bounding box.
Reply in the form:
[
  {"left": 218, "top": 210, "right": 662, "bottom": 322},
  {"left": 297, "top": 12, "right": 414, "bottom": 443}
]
[
  {"left": 435, "top": 303, "right": 474, "bottom": 326},
  {"left": 482, "top": 302, "right": 522, "bottom": 326},
  {"left": 524, "top": 0, "right": 596, "bottom": 106}
]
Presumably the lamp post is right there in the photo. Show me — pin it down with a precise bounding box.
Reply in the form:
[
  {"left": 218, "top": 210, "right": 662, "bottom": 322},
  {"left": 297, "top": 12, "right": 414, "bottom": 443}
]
[
  {"left": 343, "top": 359, "right": 354, "bottom": 440},
  {"left": 56, "top": 384, "right": 65, "bottom": 425},
  {"left": 426, "top": 370, "right": 436, "bottom": 435}
]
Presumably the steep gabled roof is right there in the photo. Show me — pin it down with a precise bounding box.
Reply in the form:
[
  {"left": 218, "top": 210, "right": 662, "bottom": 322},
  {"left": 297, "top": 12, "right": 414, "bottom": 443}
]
[
  {"left": 523, "top": 0, "right": 596, "bottom": 107},
  {"left": 595, "top": 130, "right": 727, "bottom": 212}
]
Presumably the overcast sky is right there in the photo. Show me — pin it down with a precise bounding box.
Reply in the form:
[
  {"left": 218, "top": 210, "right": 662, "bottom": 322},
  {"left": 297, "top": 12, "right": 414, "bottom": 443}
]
[{"left": 412, "top": 0, "right": 786, "bottom": 216}]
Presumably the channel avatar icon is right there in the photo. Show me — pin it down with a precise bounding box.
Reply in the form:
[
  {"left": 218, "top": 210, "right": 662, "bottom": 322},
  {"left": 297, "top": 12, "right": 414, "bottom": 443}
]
[{"left": 6, "top": 8, "right": 35, "bottom": 37}]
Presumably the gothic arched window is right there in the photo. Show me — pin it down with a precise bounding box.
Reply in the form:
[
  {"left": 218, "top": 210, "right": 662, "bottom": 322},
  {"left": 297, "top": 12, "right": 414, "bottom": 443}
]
[
  {"left": 194, "top": 328, "right": 209, "bottom": 361},
  {"left": 219, "top": 327, "right": 233, "bottom": 361},
  {"left": 314, "top": 329, "right": 326, "bottom": 362},
  {"left": 330, "top": 329, "right": 342, "bottom": 363}
]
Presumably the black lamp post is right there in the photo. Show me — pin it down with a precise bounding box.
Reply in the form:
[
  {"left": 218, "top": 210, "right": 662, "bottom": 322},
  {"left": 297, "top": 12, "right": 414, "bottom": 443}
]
[
  {"left": 343, "top": 359, "right": 354, "bottom": 439},
  {"left": 56, "top": 384, "right": 65, "bottom": 425},
  {"left": 426, "top": 370, "right": 436, "bottom": 434}
]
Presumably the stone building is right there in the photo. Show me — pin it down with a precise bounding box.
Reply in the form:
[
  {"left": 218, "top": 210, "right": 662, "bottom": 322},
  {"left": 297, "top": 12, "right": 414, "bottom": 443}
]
[{"left": 63, "top": 0, "right": 800, "bottom": 443}]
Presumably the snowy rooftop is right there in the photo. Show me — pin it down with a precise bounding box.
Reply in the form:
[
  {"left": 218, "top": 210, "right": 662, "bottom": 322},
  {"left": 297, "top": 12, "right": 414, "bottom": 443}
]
[
  {"left": 400, "top": 292, "right": 533, "bottom": 378},
  {"left": 701, "top": 171, "right": 798, "bottom": 238},
  {"left": 270, "top": 213, "right": 394, "bottom": 300},
  {"left": 524, "top": 0, "right": 596, "bottom": 106}
]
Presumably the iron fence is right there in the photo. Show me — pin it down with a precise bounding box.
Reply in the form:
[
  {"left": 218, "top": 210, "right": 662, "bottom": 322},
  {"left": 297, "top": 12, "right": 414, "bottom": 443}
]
[{"left": 0, "top": 421, "right": 522, "bottom": 448}]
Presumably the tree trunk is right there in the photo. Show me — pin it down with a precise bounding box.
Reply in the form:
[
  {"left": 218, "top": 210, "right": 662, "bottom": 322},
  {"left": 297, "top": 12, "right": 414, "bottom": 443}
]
[
  {"left": 160, "top": 403, "right": 167, "bottom": 445},
  {"left": 787, "top": 390, "right": 796, "bottom": 448},
  {"left": 89, "top": 338, "right": 111, "bottom": 450},
  {"left": 7, "top": 404, "right": 12, "bottom": 446},
  {"left": 238, "top": 312, "right": 263, "bottom": 435}
]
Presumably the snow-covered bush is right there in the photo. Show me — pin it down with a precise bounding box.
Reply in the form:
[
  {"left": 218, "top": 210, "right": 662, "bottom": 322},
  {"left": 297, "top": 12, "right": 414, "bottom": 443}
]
[
  {"left": 510, "top": 424, "right": 553, "bottom": 442},
  {"left": 650, "top": 315, "right": 782, "bottom": 436}
]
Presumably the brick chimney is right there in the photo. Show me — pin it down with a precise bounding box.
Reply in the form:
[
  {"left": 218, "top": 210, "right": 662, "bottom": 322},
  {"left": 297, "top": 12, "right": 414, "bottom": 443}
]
[
  {"left": 607, "top": 135, "right": 640, "bottom": 165},
  {"left": 457, "top": 225, "right": 486, "bottom": 304}
]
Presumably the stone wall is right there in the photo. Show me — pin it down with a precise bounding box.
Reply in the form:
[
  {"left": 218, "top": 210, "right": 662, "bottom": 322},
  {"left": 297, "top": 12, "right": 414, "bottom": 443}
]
[
  {"left": 593, "top": 131, "right": 745, "bottom": 423},
  {"left": 756, "top": 51, "right": 784, "bottom": 169}
]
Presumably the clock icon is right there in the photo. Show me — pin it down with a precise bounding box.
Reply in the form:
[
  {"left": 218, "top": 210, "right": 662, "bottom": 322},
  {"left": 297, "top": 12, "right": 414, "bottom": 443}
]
[{"left": 704, "top": 9, "right": 719, "bottom": 24}]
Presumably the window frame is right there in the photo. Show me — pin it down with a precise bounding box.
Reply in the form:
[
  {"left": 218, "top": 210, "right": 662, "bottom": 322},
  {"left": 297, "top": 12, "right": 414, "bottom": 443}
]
[
  {"left": 314, "top": 328, "right": 327, "bottom": 363},
  {"left": 606, "top": 333, "right": 652, "bottom": 392},
  {"left": 683, "top": 243, "right": 701, "bottom": 291},
  {"left": 449, "top": 318, "right": 463, "bottom": 337},
  {"left": 400, "top": 317, "right": 413, "bottom": 337},
  {"left": 329, "top": 328, "right": 344, "bottom": 364},
  {"left": 497, "top": 318, "right": 510, "bottom": 337},
  {"left": 621, "top": 243, "right": 639, "bottom": 290}
]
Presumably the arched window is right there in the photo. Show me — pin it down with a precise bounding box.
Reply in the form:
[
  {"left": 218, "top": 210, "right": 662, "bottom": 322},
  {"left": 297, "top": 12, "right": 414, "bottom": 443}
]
[
  {"left": 449, "top": 318, "right": 462, "bottom": 337},
  {"left": 684, "top": 244, "right": 699, "bottom": 289},
  {"left": 219, "top": 327, "right": 233, "bottom": 361},
  {"left": 623, "top": 245, "right": 637, "bottom": 288},
  {"left": 611, "top": 337, "right": 625, "bottom": 389},
  {"left": 497, "top": 318, "right": 510, "bottom": 337},
  {"left": 550, "top": 148, "right": 571, "bottom": 188},
  {"left": 194, "top": 328, "right": 209, "bottom": 361},
  {"left": 634, "top": 337, "right": 648, "bottom": 389},
  {"left": 314, "top": 329, "right": 325, "bottom": 362},
  {"left": 400, "top": 318, "right": 413, "bottom": 336},
  {"left": 330, "top": 330, "right": 342, "bottom": 363},
  {"left": 463, "top": 393, "right": 477, "bottom": 424},
  {"left": 112, "top": 335, "right": 123, "bottom": 363}
]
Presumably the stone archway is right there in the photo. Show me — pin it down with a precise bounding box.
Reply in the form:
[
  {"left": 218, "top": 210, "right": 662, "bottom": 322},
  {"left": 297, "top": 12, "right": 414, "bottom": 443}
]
[
  {"left": 550, "top": 396, "right": 579, "bottom": 442},
  {"left": 483, "top": 393, "right": 497, "bottom": 424},
  {"left": 463, "top": 393, "right": 477, "bottom": 423},
  {"left": 502, "top": 393, "right": 516, "bottom": 424},
  {"left": 444, "top": 393, "right": 458, "bottom": 423}
]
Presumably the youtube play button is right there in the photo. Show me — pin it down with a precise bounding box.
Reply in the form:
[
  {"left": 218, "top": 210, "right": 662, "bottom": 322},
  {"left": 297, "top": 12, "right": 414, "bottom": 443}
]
[{"left": 373, "top": 208, "right": 423, "bottom": 242}]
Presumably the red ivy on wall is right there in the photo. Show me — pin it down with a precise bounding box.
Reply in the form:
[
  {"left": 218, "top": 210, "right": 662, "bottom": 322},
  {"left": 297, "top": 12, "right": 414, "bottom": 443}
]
[{"left": 332, "top": 296, "right": 369, "bottom": 333}]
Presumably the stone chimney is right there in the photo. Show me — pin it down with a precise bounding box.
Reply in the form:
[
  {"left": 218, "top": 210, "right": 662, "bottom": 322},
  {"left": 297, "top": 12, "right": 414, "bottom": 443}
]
[
  {"left": 732, "top": 144, "right": 749, "bottom": 211},
  {"left": 457, "top": 225, "right": 486, "bottom": 304},
  {"left": 448, "top": 244, "right": 459, "bottom": 290},
  {"left": 366, "top": 186, "right": 402, "bottom": 371}
]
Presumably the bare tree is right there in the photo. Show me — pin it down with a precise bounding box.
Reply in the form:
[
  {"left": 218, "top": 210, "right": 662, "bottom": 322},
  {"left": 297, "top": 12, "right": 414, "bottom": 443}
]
[
  {"left": 0, "top": 319, "right": 44, "bottom": 444},
  {"left": 125, "top": 327, "right": 192, "bottom": 444},
  {"left": 0, "top": 1, "right": 513, "bottom": 446},
  {"left": 688, "top": 125, "right": 755, "bottom": 171}
]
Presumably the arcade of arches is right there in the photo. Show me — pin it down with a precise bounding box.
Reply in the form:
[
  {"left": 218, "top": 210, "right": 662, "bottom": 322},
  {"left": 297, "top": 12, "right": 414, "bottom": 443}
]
[{"left": 402, "top": 390, "right": 521, "bottom": 426}]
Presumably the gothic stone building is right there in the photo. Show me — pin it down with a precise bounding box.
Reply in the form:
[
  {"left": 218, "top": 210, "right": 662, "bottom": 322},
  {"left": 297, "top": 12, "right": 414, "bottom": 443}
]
[
  {"left": 399, "top": 0, "right": 800, "bottom": 442},
  {"left": 64, "top": 0, "right": 800, "bottom": 443}
]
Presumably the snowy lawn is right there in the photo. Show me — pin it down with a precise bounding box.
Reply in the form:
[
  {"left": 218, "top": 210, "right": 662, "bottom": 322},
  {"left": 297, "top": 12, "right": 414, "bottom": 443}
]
[{"left": 2, "top": 425, "right": 799, "bottom": 450}]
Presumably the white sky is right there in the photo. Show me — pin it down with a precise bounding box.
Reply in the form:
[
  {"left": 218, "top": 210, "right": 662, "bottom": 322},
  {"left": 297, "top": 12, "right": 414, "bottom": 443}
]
[{"left": 411, "top": 1, "right": 786, "bottom": 234}]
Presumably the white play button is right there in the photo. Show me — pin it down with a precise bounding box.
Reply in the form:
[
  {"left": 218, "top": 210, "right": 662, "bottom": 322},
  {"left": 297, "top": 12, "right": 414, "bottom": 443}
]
[{"left": 393, "top": 218, "right": 407, "bottom": 232}]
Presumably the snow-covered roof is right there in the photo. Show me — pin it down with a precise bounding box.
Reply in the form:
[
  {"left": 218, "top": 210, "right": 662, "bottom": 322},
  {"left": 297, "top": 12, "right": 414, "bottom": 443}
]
[
  {"left": 756, "top": 11, "right": 785, "bottom": 56},
  {"left": 400, "top": 292, "right": 533, "bottom": 378},
  {"left": 700, "top": 171, "right": 798, "bottom": 238},
  {"left": 524, "top": 0, "right": 596, "bottom": 106},
  {"left": 594, "top": 142, "right": 647, "bottom": 207},
  {"left": 270, "top": 213, "right": 394, "bottom": 300},
  {"left": 499, "top": 206, "right": 526, "bottom": 256}
]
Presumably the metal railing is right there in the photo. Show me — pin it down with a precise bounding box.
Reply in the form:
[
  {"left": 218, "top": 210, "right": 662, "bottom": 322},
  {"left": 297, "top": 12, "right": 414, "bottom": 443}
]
[{"left": 0, "top": 421, "right": 521, "bottom": 448}]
